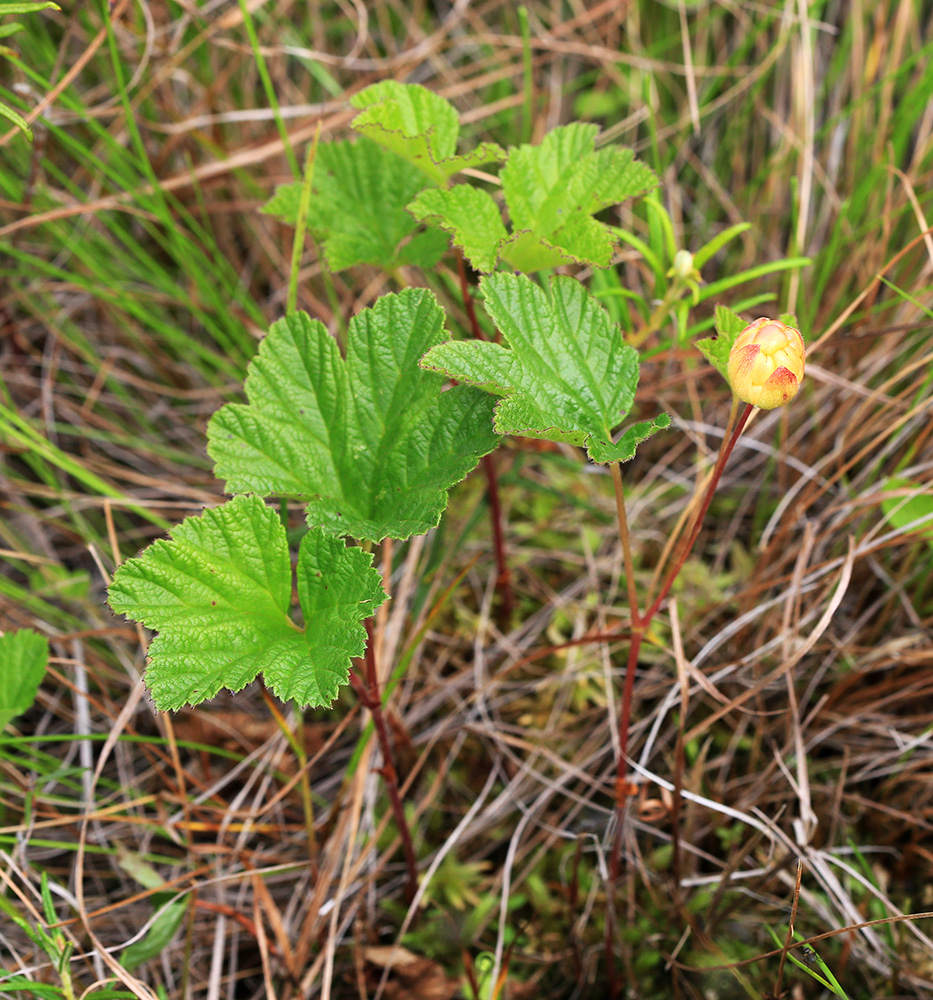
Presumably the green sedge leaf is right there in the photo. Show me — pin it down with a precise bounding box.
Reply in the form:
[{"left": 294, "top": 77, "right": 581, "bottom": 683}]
[
  {"left": 421, "top": 273, "right": 668, "bottom": 464},
  {"left": 261, "top": 137, "right": 447, "bottom": 271},
  {"left": 0, "top": 979, "right": 65, "bottom": 999},
  {"left": 207, "top": 289, "right": 500, "bottom": 541},
  {"left": 696, "top": 257, "right": 811, "bottom": 302},
  {"left": 0, "top": 0, "right": 59, "bottom": 145},
  {"left": 39, "top": 872, "right": 56, "bottom": 925},
  {"left": 107, "top": 496, "right": 386, "bottom": 710},
  {"left": 696, "top": 304, "right": 747, "bottom": 378},
  {"left": 0, "top": 100, "right": 32, "bottom": 140},
  {"left": 0, "top": 628, "right": 48, "bottom": 730},
  {"left": 692, "top": 222, "right": 751, "bottom": 269},
  {"left": 0, "top": 1, "right": 60, "bottom": 13},
  {"left": 350, "top": 81, "right": 504, "bottom": 185}
]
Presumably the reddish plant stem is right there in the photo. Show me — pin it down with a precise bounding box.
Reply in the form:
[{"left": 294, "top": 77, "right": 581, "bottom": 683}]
[
  {"left": 350, "top": 620, "right": 418, "bottom": 903},
  {"left": 456, "top": 250, "right": 487, "bottom": 342},
  {"left": 609, "top": 461, "right": 640, "bottom": 625},
  {"left": 455, "top": 249, "right": 514, "bottom": 623},
  {"left": 605, "top": 403, "right": 754, "bottom": 988},
  {"left": 643, "top": 403, "right": 754, "bottom": 625},
  {"left": 612, "top": 402, "right": 752, "bottom": 815}
]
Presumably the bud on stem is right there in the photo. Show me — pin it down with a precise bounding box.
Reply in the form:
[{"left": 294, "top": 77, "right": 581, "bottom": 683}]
[{"left": 727, "top": 317, "right": 805, "bottom": 409}]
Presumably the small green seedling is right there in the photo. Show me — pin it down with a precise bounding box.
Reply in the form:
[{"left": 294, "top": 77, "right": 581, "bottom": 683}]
[
  {"left": 0, "top": 872, "right": 77, "bottom": 999},
  {"left": 0, "top": 1, "right": 60, "bottom": 139},
  {"left": 767, "top": 926, "right": 852, "bottom": 999}
]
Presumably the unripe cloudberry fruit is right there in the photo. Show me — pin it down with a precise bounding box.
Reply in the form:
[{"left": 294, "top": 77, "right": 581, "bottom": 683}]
[{"left": 727, "top": 318, "right": 805, "bottom": 409}]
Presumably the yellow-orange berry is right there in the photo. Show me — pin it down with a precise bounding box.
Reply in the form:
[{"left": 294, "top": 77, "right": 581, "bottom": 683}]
[{"left": 727, "top": 317, "right": 805, "bottom": 409}]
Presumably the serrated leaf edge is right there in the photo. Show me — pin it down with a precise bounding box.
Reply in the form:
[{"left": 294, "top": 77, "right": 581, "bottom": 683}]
[
  {"left": 587, "top": 412, "right": 672, "bottom": 464},
  {"left": 353, "top": 113, "right": 504, "bottom": 181}
]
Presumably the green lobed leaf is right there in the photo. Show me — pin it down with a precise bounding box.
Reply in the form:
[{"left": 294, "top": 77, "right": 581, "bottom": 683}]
[
  {"left": 496, "top": 229, "right": 582, "bottom": 273},
  {"left": 498, "top": 124, "right": 658, "bottom": 270},
  {"left": 588, "top": 413, "right": 673, "bottom": 464},
  {"left": 408, "top": 185, "right": 508, "bottom": 274},
  {"left": 696, "top": 304, "right": 748, "bottom": 378},
  {"left": 502, "top": 123, "right": 599, "bottom": 231},
  {"left": 350, "top": 81, "right": 504, "bottom": 185},
  {"left": 261, "top": 137, "right": 448, "bottom": 271},
  {"left": 413, "top": 123, "right": 657, "bottom": 273},
  {"left": 420, "top": 273, "right": 668, "bottom": 463},
  {"left": 0, "top": 628, "right": 49, "bottom": 730},
  {"left": 107, "top": 495, "right": 387, "bottom": 710},
  {"left": 288, "top": 527, "right": 386, "bottom": 703},
  {"left": 207, "top": 289, "right": 501, "bottom": 541}
]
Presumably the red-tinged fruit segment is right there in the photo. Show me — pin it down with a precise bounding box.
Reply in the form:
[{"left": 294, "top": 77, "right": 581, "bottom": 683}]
[{"left": 727, "top": 317, "right": 805, "bottom": 409}]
